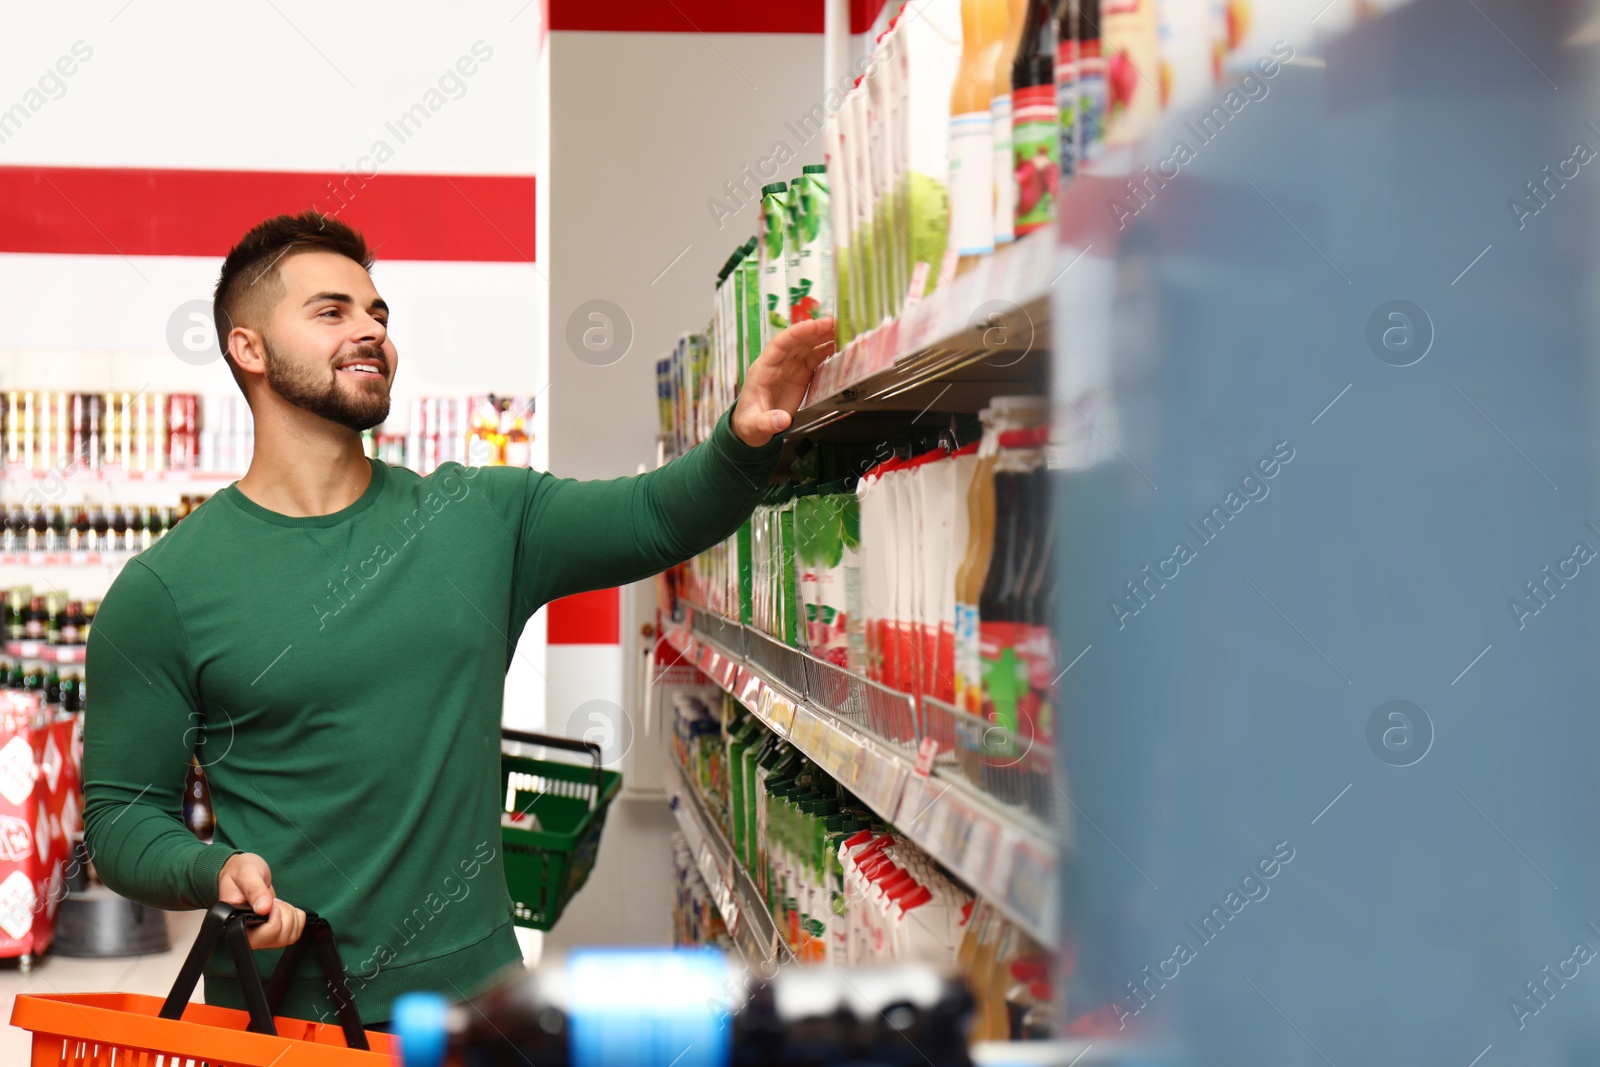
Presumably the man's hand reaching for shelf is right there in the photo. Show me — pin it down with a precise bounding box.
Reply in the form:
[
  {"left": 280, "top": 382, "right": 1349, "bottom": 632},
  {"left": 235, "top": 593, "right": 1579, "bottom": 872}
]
[{"left": 730, "top": 316, "right": 836, "bottom": 448}]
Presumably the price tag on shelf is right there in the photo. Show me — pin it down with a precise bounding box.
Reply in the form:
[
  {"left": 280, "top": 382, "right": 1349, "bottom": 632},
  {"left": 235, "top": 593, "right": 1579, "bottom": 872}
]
[
  {"left": 836, "top": 737, "right": 866, "bottom": 792},
  {"left": 987, "top": 828, "right": 1019, "bottom": 899},
  {"left": 858, "top": 741, "right": 909, "bottom": 821},
  {"left": 787, "top": 706, "right": 816, "bottom": 754},
  {"left": 1006, "top": 839, "right": 1056, "bottom": 939},
  {"left": 762, "top": 690, "right": 795, "bottom": 736},
  {"left": 736, "top": 667, "right": 763, "bottom": 712},
  {"left": 897, "top": 773, "right": 927, "bottom": 828},
  {"left": 959, "top": 816, "right": 998, "bottom": 889}
]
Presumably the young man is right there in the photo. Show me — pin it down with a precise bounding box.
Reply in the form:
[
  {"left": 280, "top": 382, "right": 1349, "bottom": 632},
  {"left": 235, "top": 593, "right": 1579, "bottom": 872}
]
[{"left": 82, "top": 211, "right": 833, "bottom": 1023}]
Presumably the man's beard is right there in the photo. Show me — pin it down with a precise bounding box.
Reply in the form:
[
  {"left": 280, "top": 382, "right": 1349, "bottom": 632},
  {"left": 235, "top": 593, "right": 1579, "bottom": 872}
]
[{"left": 263, "top": 339, "right": 391, "bottom": 431}]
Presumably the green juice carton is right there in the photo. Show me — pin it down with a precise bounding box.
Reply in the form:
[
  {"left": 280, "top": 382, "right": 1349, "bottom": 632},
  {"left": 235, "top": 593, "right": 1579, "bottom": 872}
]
[
  {"left": 792, "top": 165, "right": 834, "bottom": 323},
  {"left": 758, "top": 184, "right": 790, "bottom": 347},
  {"left": 740, "top": 238, "right": 761, "bottom": 371}
]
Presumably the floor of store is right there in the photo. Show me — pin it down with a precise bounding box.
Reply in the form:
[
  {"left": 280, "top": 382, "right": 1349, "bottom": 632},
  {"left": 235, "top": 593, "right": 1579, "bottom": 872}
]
[{"left": 0, "top": 910, "right": 205, "bottom": 1061}]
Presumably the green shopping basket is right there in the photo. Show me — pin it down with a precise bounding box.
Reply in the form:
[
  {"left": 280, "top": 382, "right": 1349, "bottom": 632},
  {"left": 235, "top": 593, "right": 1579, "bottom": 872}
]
[{"left": 500, "top": 728, "right": 622, "bottom": 930}]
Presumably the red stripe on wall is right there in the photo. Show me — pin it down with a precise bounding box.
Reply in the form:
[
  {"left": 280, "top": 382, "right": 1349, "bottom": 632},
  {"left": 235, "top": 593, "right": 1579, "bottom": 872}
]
[
  {"left": 0, "top": 166, "right": 535, "bottom": 262},
  {"left": 547, "top": 587, "right": 620, "bottom": 644},
  {"left": 852, "top": 0, "right": 889, "bottom": 34},
  {"left": 550, "top": 0, "right": 823, "bottom": 34}
]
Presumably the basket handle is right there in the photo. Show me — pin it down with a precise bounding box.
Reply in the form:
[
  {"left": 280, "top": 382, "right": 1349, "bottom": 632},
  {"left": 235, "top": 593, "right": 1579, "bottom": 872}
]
[
  {"left": 501, "top": 728, "right": 604, "bottom": 807},
  {"left": 159, "top": 900, "right": 370, "bottom": 1051}
]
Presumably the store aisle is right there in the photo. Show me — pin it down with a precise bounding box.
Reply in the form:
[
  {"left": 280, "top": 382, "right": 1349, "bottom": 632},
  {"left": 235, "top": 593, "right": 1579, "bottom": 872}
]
[{"left": 0, "top": 909, "right": 204, "bottom": 1060}]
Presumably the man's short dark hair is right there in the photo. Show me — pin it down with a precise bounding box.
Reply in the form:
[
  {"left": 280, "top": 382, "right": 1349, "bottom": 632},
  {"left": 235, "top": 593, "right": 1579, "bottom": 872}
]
[{"left": 212, "top": 212, "right": 374, "bottom": 389}]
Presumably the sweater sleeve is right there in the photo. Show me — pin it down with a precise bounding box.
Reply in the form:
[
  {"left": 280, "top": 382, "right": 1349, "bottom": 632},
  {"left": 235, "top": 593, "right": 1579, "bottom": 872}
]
[
  {"left": 83, "top": 560, "right": 240, "bottom": 910},
  {"left": 512, "top": 405, "right": 782, "bottom": 617}
]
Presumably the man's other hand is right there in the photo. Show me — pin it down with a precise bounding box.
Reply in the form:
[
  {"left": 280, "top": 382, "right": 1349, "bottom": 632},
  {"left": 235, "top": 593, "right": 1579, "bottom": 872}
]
[
  {"left": 218, "top": 852, "right": 307, "bottom": 949},
  {"left": 731, "top": 316, "right": 836, "bottom": 448}
]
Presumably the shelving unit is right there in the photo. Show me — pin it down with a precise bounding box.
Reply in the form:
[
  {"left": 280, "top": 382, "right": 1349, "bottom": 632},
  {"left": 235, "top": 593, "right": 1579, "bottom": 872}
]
[
  {"left": 664, "top": 603, "right": 1058, "bottom": 946},
  {"left": 0, "top": 552, "right": 132, "bottom": 567},
  {"left": 788, "top": 229, "right": 1057, "bottom": 449},
  {"left": 0, "top": 469, "right": 241, "bottom": 484},
  {"left": 3, "top": 641, "right": 85, "bottom": 665},
  {"left": 667, "top": 757, "right": 793, "bottom": 974}
]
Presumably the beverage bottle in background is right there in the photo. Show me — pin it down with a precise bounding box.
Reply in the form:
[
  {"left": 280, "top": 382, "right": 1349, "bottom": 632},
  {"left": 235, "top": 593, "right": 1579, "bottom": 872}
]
[
  {"left": 5, "top": 590, "right": 24, "bottom": 641},
  {"left": 503, "top": 411, "right": 531, "bottom": 467},
  {"left": 110, "top": 505, "right": 129, "bottom": 553},
  {"left": 28, "top": 508, "right": 46, "bottom": 551},
  {"left": 977, "top": 430, "right": 1037, "bottom": 751},
  {"left": 953, "top": 398, "right": 1048, "bottom": 715},
  {"left": 184, "top": 759, "right": 215, "bottom": 842},
  {"left": 70, "top": 507, "right": 89, "bottom": 551},
  {"left": 948, "top": 0, "right": 1006, "bottom": 274},
  {"left": 1012, "top": 0, "right": 1062, "bottom": 235},
  {"left": 23, "top": 597, "right": 45, "bottom": 641},
  {"left": 60, "top": 672, "right": 82, "bottom": 714},
  {"left": 49, "top": 505, "right": 67, "bottom": 551},
  {"left": 60, "top": 602, "right": 85, "bottom": 646},
  {"left": 89, "top": 504, "right": 109, "bottom": 549},
  {"left": 1074, "top": 0, "right": 1107, "bottom": 169},
  {"left": 391, "top": 950, "right": 976, "bottom": 1067},
  {"left": 45, "top": 666, "right": 61, "bottom": 707},
  {"left": 991, "top": 0, "right": 1029, "bottom": 252},
  {"left": 82, "top": 600, "right": 97, "bottom": 643},
  {"left": 45, "top": 594, "right": 62, "bottom": 646}
]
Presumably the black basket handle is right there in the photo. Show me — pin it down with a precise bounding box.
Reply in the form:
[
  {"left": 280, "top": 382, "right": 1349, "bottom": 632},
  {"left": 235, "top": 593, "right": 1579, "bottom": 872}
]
[
  {"left": 501, "top": 728, "right": 604, "bottom": 808},
  {"left": 159, "top": 900, "right": 369, "bottom": 1050}
]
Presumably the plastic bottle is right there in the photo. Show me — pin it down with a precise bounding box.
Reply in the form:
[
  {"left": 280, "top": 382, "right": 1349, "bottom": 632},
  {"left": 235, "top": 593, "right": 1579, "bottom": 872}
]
[
  {"left": 991, "top": 0, "right": 1030, "bottom": 251},
  {"left": 1011, "top": 0, "right": 1062, "bottom": 236},
  {"left": 978, "top": 426, "right": 1043, "bottom": 760},
  {"left": 1073, "top": 0, "right": 1107, "bottom": 170},
  {"left": 953, "top": 398, "right": 1049, "bottom": 716},
  {"left": 948, "top": 0, "right": 1008, "bottom": 273},
  {"left": 392, "top": 949, "right": 977, "bottom": 1067}
]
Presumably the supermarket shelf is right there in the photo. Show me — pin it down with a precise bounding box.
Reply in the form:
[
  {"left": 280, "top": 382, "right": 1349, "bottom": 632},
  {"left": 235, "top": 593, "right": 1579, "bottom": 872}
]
[
  {"left": 0, "top": 468, "right": 241, "bottom": 484},
  {"left": 790, "top": 229, "right": 1057, "bottom": 443},
  {"left": 0, "top": 551, "right": 134, "bottom": 567},
  {"left": 665, "top": 603, "right": 1059, "bottom": 946},
  {"left": 667, "top": 757, "right": 794, "bottom": 974},
  {"left": 3, "top": 641, "right": 85, "bottom": 664}
]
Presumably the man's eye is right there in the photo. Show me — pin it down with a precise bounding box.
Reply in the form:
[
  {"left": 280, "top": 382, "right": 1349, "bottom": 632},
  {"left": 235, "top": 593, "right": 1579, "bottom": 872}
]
[{"left": 320, "top": 308, "right": 340, "bottom": 318}]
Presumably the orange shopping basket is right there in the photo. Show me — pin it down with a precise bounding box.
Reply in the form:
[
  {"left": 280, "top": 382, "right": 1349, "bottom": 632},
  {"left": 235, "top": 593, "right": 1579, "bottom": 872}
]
[{"left": 11, "top": 899, "right": 393, "bottom": 1065}]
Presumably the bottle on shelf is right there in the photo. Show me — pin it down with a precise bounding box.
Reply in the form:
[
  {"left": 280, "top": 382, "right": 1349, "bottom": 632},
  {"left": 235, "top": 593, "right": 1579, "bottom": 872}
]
[
  {"left": 1012, "top": 0, "right": 1063, "bottom": 236},
  {"left": 5, "top": 589, "right": 25, "bottom": 641},
  {"left": 949, "top": 0, "right": 1008, "bottom": 274},
  {"left": 59, "top": 602, "right": 86, "bottom": 646},
  {"left": 183, "top": 759, "right": 215, "bottom": 842},
  {"left": 44, "top": 593, "right": 63, "bottom": 646},
  {"left": 82, "top": 600, "right": 98, "bottom": 643},
  {"left": 992, "top": 0, "right": 1030, "bottom": 253},
  {"left": 22, "top": 597, "right": 45, "bottom": 641}
]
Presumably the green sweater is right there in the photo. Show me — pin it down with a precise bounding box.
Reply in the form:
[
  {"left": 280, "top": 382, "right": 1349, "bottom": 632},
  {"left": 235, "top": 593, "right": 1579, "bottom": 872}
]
[{"left": 83, "top": 408, "right": 780, "bottom": 1023}]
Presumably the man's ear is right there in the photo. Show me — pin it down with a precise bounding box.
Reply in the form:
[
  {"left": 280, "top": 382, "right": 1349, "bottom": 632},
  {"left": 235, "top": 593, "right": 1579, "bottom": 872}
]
[{"left": 228, "top": 327, "right": 267, "bottom": 376}]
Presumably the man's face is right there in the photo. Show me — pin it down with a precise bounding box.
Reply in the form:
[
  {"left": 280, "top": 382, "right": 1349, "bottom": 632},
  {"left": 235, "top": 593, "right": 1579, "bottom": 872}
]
[{"left": 260, "top": 250, "right": 398, "bottom": 431}]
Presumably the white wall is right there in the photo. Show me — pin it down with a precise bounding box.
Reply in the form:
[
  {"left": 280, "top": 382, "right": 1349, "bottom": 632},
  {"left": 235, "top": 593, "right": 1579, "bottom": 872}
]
[
  {"left": 547, "top": 30, "right": 827, "bottom": 480},
  {"left": 1, "top": 4, "right": 551, "bottom": 744}
]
